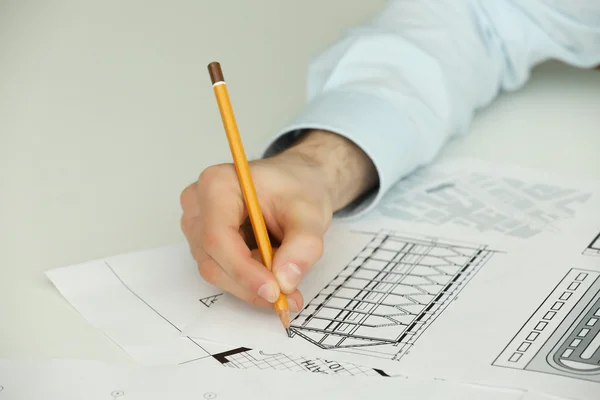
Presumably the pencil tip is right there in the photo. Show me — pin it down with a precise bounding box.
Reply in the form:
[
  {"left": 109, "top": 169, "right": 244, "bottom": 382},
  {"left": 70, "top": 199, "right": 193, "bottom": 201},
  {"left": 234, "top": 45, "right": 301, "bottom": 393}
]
[{"left": 286, "top": 328, "right": 292, "bottom": 338}]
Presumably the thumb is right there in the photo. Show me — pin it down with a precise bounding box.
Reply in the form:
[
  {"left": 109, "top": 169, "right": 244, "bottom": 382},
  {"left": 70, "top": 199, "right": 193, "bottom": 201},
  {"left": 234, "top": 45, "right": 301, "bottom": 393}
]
[{"left": 272, "top": 201, "right": 328, "bottom": 294}]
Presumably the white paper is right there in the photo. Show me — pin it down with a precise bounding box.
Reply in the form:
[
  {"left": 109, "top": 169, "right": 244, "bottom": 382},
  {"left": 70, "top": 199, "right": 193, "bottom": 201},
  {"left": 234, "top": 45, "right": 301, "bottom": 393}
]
[
  {"left": 45, "top": 158, "right": 600, "bottom": 400},
  {"left": 0, "top": 359, "right": 569, "bottom": 400}
]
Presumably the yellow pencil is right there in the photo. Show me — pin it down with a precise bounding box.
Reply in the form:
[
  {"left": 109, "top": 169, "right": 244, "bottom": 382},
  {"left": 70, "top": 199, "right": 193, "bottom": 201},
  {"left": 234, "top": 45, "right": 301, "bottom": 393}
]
[{"left": 207, "top": 61, "right": 290, "bottom": 334}]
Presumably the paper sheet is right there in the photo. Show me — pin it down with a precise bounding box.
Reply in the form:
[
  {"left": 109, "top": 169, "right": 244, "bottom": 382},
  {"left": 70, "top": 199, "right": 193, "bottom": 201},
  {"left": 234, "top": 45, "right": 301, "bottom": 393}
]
[
  {"left": 45, "top": 158, "right": 600, "bottom": 400},
  {"left": 0, "top": 359, "right": 573, "bottom": 400}
]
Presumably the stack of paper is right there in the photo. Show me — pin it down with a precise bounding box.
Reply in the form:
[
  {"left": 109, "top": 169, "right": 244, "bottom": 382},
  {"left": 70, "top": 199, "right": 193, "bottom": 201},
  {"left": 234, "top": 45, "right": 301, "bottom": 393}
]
[{"left": 43, "top": 158, "right": 600, "bottom": 400}]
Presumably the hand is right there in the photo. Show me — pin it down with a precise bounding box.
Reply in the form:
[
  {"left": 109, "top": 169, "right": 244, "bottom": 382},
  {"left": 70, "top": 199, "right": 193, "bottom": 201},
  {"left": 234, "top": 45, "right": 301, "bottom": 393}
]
[{"left": 180, "top": 130, "right": 378, "bottom": 311}]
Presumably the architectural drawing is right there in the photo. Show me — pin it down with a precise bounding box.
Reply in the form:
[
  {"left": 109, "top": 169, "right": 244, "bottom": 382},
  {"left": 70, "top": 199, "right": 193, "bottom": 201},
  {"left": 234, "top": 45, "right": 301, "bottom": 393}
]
[
  {"left": 583, "top": 232, "right": 600, "bottom": 256},
  {"left": 211, "top": 346, "right": 390, "bottom": 376},
  {"left": 289, "top": 229, "right": 497, "bottom": 362},
  {"left": 494, "top": 268, "right": 600, "bottom": 382},
  {"left": 200, "top": 293, "right": 223, "bottom": 308},
  {"left": 375, "top": 168, "right": 592, "bottom": 239}
]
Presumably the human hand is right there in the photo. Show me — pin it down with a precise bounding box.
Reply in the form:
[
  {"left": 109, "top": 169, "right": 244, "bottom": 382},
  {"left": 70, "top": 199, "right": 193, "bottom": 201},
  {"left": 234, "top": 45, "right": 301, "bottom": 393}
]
[{"left": 180, "top": 130, "right": 378, "bottom": 311}]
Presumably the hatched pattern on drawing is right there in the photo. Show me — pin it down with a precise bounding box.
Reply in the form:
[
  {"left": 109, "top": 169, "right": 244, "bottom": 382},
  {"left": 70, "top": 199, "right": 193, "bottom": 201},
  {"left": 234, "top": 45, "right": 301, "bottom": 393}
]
[{"left": 493, "top": 268, "right": 600, "bottom": 382}]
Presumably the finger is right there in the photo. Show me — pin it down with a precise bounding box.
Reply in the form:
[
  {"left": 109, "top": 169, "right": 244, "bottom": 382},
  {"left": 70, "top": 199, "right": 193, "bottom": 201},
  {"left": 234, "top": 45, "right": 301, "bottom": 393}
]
[
  {"left": 197, "top": 255, "right": 304, "bottom": 312},
  {"left": 196, "top": 175, "right": 282, "bottom": 304},
  {"left": 272, "top": 201, "right": 328, "bottom": 294}
]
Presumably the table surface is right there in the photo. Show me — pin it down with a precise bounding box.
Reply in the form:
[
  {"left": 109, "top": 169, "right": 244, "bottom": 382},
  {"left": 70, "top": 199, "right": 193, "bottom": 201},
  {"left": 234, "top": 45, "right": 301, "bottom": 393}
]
[{"left": 1, "top": 1, "right": 599, "bottom": 365}]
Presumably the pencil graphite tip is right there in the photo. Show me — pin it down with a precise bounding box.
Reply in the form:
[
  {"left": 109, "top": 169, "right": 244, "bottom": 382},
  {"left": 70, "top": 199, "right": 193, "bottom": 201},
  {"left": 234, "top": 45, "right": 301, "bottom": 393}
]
[{"left": 286, "top": 328, "right": 292, "bottom": 338}]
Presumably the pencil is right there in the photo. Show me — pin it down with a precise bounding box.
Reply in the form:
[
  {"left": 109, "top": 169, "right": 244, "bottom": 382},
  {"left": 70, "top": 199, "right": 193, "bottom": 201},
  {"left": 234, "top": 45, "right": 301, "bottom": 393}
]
[{"left": 207, "top": 61, "right": 290, "bottom": 335}]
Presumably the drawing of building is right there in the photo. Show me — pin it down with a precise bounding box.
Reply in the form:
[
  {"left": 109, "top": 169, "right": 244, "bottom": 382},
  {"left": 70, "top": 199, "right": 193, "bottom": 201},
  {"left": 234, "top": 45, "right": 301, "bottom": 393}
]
[{"left": 288, "top": 230, "right": 496, "bottom": 362}]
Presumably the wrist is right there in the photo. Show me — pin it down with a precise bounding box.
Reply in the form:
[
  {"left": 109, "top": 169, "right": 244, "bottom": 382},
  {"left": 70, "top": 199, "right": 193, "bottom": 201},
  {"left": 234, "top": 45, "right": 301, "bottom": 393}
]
[{"left": 275, "top": 129, "right": 378, "bottom": 211}]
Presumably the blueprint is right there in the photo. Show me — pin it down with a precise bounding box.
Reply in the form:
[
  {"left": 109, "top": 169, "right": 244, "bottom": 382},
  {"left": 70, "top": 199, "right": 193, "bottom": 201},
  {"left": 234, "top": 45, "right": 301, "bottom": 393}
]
[
  {"left": 45, "top": 158, "right": 600, "bottom": 400},
  {"left": 181, "top": 222, "right": 599, "bottom": 400}
]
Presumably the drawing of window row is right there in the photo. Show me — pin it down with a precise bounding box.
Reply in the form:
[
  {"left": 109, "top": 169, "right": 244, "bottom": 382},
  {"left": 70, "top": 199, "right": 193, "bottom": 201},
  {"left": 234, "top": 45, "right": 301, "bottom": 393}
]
[
  {"left": 493, "top": 269, "right": 600, "bottom": 383},
  {"left": 583, "top": 232, "right": 600, "bottom": 256},
  {"left": 289, "top": 230, "right": 496, "bottom": 361},
  {"left": 210, "top": 347, "right": 390, "bottom": 377}
]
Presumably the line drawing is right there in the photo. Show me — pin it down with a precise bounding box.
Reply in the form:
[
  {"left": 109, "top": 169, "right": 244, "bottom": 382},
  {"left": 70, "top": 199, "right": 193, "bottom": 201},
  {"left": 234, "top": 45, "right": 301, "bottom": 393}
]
[
  {"left": 211, "top": 347, "right": 390, "bottom": 376},
  {"left": 104, "top": 261, "right": 213, "bottom": 363},
  {"left": 375, "top": 169, "right": 592, "bottom": 239},
  {"left": 493, "top": 268, "right": 600, "bottom": 382},
  {"left": 200, "top": 293, "right": 223, "bottom": 308},
  {"left": 583, "top": 232, "right": 600, "bottom": 256},
  {"left": 111, "top": 390, "right": 125, "bottom": 399},
  {"left": 289, "top": 229, "right": 498, "bottom": 362}
]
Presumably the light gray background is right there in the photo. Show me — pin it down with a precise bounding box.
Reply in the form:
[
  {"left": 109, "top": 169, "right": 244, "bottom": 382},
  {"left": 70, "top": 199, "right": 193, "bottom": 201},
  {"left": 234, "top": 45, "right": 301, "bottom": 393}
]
[{"left": 1, "top": 0, "right": 599, "bottom": 364}]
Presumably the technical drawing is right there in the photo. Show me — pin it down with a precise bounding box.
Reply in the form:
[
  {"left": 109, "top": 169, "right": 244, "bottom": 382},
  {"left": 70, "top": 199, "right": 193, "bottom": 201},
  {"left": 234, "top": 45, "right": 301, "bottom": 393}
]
[
  {"left": 211, "top": 347, "right": 390, "bottom": 376},
  {"left": 111, "top": 390, "right": 124, "bottom": 399},
  {"left": 288, "top": 229, "right": 497, "bottom": 363},
  {"left": 375, "top": 168, "right": 592, "bottom": 239},
  {"left": 583, "top": 232, "right": 600, "bottom": 256},
  {"left": 493, "top": 268, "right": 600, "bottom": 383},
  {"left": 200, "top": 293, "right": 223, "bottom": 308}
]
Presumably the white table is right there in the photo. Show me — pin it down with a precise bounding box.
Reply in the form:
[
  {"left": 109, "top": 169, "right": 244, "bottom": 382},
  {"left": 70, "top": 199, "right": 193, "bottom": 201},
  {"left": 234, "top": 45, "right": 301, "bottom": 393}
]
[{"left": 1, "top": 0, "right": 599, "bottom": 365}]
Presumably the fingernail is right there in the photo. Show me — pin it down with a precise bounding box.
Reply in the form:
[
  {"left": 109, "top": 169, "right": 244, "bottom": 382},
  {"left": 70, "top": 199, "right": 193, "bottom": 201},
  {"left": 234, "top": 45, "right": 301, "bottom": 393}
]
[
  {"left": 276, "top": 262, "right": 302, "bottom": 292},
  {"left": 257, "top": 283, "right": 279, "bottom": 303},
  {"left": 288, "top": 298, "right": 300, "bottom": 312}
]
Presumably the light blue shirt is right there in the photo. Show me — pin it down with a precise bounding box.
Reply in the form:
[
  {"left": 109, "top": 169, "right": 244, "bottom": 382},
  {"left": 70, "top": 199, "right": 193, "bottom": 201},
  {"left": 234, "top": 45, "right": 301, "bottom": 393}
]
[{"left": 263, "top": 0, "right": 600, "bottom": 218}]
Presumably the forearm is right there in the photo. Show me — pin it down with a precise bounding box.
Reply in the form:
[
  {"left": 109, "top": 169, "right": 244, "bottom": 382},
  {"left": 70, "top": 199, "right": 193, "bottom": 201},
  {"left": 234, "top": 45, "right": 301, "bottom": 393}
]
[
  {"left": 274, "top": 129, "right": 378, "bottom": 212},
  {"left": 264, "top": 0, "right": 600, "bottom": 218}
]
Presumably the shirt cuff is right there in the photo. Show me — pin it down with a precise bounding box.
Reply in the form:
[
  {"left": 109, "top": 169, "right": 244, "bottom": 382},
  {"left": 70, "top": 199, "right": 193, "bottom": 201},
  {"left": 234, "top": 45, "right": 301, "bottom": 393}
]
[{"left": 262, "top": 89, "right": 422, "bottom": 219}]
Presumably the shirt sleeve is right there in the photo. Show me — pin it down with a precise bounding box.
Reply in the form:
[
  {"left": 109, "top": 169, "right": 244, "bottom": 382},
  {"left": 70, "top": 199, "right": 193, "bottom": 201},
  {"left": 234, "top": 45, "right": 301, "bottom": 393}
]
[{"left": 262, "top": 0, "right": 600, "bottom": 218}]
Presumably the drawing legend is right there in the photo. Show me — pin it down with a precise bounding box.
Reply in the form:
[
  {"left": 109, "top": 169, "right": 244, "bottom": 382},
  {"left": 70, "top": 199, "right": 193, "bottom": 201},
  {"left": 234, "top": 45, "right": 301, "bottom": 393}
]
[
  {"left": 200, "top": 294, "right": 223, "bottom": 308},
  {"left": 494, "top": 268, "right": 600, "bottom": 382}
]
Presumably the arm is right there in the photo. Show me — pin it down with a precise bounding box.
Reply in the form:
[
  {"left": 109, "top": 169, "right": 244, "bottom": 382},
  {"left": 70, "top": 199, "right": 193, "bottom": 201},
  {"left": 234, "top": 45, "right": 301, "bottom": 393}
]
[{"left": 265, "top": 0, "right": 600, "bottom": 217}]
